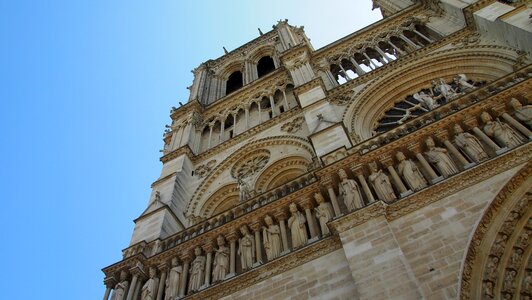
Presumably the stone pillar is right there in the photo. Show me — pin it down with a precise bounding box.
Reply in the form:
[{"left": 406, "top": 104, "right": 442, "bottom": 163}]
[
  {"left": 409, "top": 143, "right": 442, "bottom": 184},
  {"left": 282, "top": 90, "right": 290, "bottom": 110},
  {"left": 156, "top": 263, "right": 168, "bottom": 300},
  {"left": 250, "top": 221, "right": 263, "bottom": 265},
  {"left": 132, "top": 279, "right": 142, "bottom": 300},
  {"left": 269, "top": 95, "right": 276, "bottom": 117},
  {"left": 399, "top": 33, "right": 420, "bottom": 49},
  {"left": 338, "top": 64, "right": 352, "bottom": 80},
  {"left": 202, "top": 240, "right": 214, "bottom": 288},
  {"left": 363, "top": 53, "right": 378, "bottom": 69},
  {"left": 301, "top": 200, "right": 318, "bottom": 240},
  {"left": 207, "top": 125, "right": 213, "bottom": 149},
  {"left": 472, "top": 127, "right": 504, "bottom": 153},
  {"left": 103, "top": 278, "right": 116, "bottom": 300},
  {"left": 220, "top": 119, "right": 225, "bottom": 142},
  {"left": 436, "top": 131, "right": 473, "bottom": 169},
  {"left": 412, "top": 28, "right": 433, "bottom": 43},
  {"left": 388, "top": 40, "right": 407, "bottom": 56},
  {"left": 382, "top": 157, "right": 411, "bottom": 197},
  {"left": 274, "top": 210, "right": 290, "bottom": 253},
  {"left": 126, "top": 273, "right": 139, "bottom": 300},
  {"left": 353, "top": 165, "right": 375, "bottom": 203},
  {"left": 227, "top": 232, "right": 238, "bottom": 276},
  {"left": 245, "top": 107, "right": 250, "bottom": 129},
  {"left": 349, "top": 57, "right": 366, "bottom": 75},
  {"left": 501, "top": 112, "right": 532, "bottom": 138},
  {"left": 178, "top": 253, "right": 191, "bottom": 297},
  {"left": 375, "top": 46, "right": 392, "bottom": 63},
  {"left": 326, "top": 184, "right": 342, "bottom": 217}
]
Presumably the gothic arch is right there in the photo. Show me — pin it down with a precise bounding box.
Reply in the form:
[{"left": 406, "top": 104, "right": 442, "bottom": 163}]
[
  {"left": 186, "top": 136, "right": 315, "bottom": 220},
  {"left": 254, "top": 155, "right": 310, "bottom": 193},
  {"left": 343, "top": 45, "right": 524, "bottom": 140},
  {"left": 459, "top": 163, "right": 531, "bottom": 299},
  {"left": 201, "top": 183, "right": 239, "bottom": 218}
]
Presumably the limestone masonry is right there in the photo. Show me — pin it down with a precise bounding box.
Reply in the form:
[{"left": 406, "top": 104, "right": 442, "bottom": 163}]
[{"left": 102, "top": 1, "right": 532, "bottom": 299}]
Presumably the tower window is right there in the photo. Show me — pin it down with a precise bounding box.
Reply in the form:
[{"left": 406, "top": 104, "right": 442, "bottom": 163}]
[
  {"left": 257, "top": 56, "right": 275, "bottom": 78},
  {"left": 226, "top": 71, "right": 243, "bottom": 95}
]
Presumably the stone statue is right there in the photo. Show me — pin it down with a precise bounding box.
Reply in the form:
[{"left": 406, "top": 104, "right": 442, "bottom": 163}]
[
  {"left": 368, "top": 162, "right": 396, "bottom": 201},
  {"left": 314, "top": 192, "right": 333, "bottom": 236},
  {"left": 413, "top": 91, "right": 439, "bottom": 110},
  {"left": 164, "top": 258, "right": 181, "bottom": 300},
  {"left": 481, "top": 111, "right": 524, "bottom": 148},
  {"left": 503, "top": 269, "right": 516, "bottom": 291},
  {"left": 510, "top": 248, "right": 523, "bottom": 268},
  {"left": 453, "top": 124, "right": 488, "bottom": 163},
  {"left": 338, "top": 169, "right": 364, "bottom": 211},
  {"left": 141, "top": 267, "right": 158, "bottom": 300},
  {"left": 453, "top": 74, "right": 475, "bottom": 93},
  {"left": 485, "top": 256, "right": 499, "bottom": 280},
  {"left": 483, "top": 280, "right": 494, "bottom": 298},
  {"left": 262, "top": 215, "right": 281, "bottom": 261},
  {"left": 238, "top": 177, "right": 251, "bottom": 201},
  {"left": 433, "top": 78, "right": 458, "bottom": 100},
  {"left": 491, "top": 233, "right": 508, "bottom": 257},
  {"left": 524, "top": 272, "right": 532, "bottom": 294},
  {"left": 212, "top": 235, "right": 229, "bottom": 282},
  {"left": 396, "top": 151, "right": 427, "bottom": 191},
  {"left": 510, "top": 98, "right": 532, "bottom": 128},
  {"left": 288, "top": 203, "right": 308, "bottom": 249},
  {"left": 424, "top": 137, "right": 458, "bottom": 177},
  {"left": 188, "top": 247, "right": 205, "bottom": 292},
  {"left": 111, "top": 271, "right": 129, "bottom": 300},
  {"left": 238, "top": 225, "right": 255, "bottom": 271}
]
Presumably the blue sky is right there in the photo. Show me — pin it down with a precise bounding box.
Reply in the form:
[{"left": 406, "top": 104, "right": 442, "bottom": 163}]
[{"left": 0, "top": 1, "right": 380, "bottom": 299}]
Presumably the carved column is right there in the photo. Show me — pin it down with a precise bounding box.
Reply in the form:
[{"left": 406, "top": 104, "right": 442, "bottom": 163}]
[
  {"left": 382, "top": 157, "right": 411, "bottom": 197},
  {"left": 338, "top": 64, "right": 352, "bottom": 80},
  {"left": 178, "top": 252, "right": 192, "bottom": 297},
  {"left": 250, "top": 221, "right": 263, "bottom": 265},
  {"left": 269, "top": 95, "right": 276, "bottom": 117},
  {"left": 399, "top": 33, "right": 420, "bottom": 49},
  {"left": 353, "top": 164, "right": 375, "bottom": 203},
  {"left": 408, "top": 143, "right": 441, "bottom": 184},
  {"left": 375, "top": 46, "right": 392, "bottom": 63},
  {"left": 126, "top": 264, "right": 145, "bottom": 300},
  {"left": 282, "top": 90, "right": 290, "bottom": 110},
  {"left": 362, "top": 53, "right": 379, "bottom": 69},
  {"left": 226, "top": 231, "right": 238, "bottom": 277},
  {"left": 349, "top": 57, "right": 366, "bottom": 75},
  {"left": 207, "top": 125, "right": 213, "bottom": 149},
  {"left": 388, "top": 40, "right": 407, "bottom": 56},
  {"left": 274, "top": 210, "right": 290, "bottom": 253},
  {"left": 220, "top": 118, "right": 225, "bottom": 142},
  {"left": 245, "top": 107, "right": 250, "bottom": 129},
  {"left": 436, "top": 130, "right": 473, "bottom": 169},
  {"left": 103, "top": 277, "right": 116, "bottom": 300},
  {"left": 301, "top": 199, "right": 318, "bottom": 239},
  {"left": 412, "top": 28, "right": 433, "bottom": 43},
  {"left": 501, "top": 112, "right": 532, "bottom": 138},
  {"left": 155, "top": 263, "right": 168, "bottom": 300},
  {"left": 202, "top": 240, "right": 214, "bottom": 288},
  {"left": 464, "top": 117, "right": 505, "bottom": 154},
  {"left": 326, "top": 184, "right": 342, "bottom": 217}
]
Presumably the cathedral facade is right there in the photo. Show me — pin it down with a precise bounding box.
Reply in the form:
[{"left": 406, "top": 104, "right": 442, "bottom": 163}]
[{"left": 102, "top": 0, "right": 532, "bottom": 299}]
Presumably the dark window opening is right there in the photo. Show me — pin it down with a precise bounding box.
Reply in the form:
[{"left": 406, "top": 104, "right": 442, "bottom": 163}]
[
  {"left": 224, "top": 116, "right": 234, "bottom": 129},
  {"left": 279, "top": 106, "right": 285, "bottom": 113},
  {"left": 268, "top": 111, "right": 273, "bottom": 119},
  {"left": 257, "top": 56, "right": 275, "bottom": 78},
  {"left": 229, "top": 130, "right": 234, "bottom": 138},
  {"left": 226, "top": 71, "right": 243, "bottom": 95}
]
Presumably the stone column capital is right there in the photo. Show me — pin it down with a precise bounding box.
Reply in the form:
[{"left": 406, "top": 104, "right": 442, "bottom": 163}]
[
  {"left": 225, "top": 230, "right": 239, "bottom": 242},
  {"left": 273, "top": 209, "right": 288, "bottom": 221},
  {"left": 129, "top": 262, "right": 147, "bottom": 280},
  {"left": 406, "top": 141, "right": 422, "bottom": 154},
  {"left": 202, "top": 240, "right": 215, "bottom": 253},
  {"left": 298, "top": 198, "right": 314, "bottom": 210},
  {"left": 104, "top": 276, "right": 117, "bottom": 288},
  {"left": 249, "top": 220, "right": 263, "bottom": 232},
  {"left": 157, "top": 261, "right": 170, "bottom": 272},
  {"left": 379, "top": 156, "right": 394, "bottom": 167},
  {"left": 462, "top": 116, "right": 479, "bottom": 128},
  {"left": 434, "top": 129, "right": 449, "bottom": 141},
  {"left": 351, "top": 163, "right": 365, "bottom": 175},
  {"left": 179, "top": 249, "right": 194, "bottom": 263},
  {"left": 490, "top": 102, "right": 505, "bottom": 116}
]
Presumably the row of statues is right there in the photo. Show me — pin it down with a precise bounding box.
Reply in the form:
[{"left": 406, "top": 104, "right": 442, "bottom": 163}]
[
  {"left": 412, "top": 74, "right": 478, "bottom": 111},
  {"left": 111, "top": 196, "right": 335, "bottom": 300}
]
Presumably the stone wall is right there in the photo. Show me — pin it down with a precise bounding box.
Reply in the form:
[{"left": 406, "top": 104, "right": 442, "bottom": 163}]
[
  {"left": 337, "top": 164, "right": 524, "bottom": 299},
  {"left": 220, "top": 249, "right": 357, "bottom": 300}
]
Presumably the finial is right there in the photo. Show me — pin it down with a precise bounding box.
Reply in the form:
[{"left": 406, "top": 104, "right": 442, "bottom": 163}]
[
  {"left": 223, "top": 47, "right": 229, "bottom": 54},
  {"left": 258, "top": 28, "right": 263, "bottom": 35}
]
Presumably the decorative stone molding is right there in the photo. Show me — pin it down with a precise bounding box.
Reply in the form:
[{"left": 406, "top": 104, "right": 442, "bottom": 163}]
[
  {"left": 194, "top": 160, "right": 217, "bottom": 178},
  {"left": 280, "top": 116, "right": 305, "bottom": 133},
  {"left": 459, "top": 162, "right": 532, "bottom": 299}
]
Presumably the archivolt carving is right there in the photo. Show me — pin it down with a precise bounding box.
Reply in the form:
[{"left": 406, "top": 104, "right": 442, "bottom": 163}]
[
  {"left": 254, "top": 156, "right": 311, "bottom": 193},
  {"left": 343, "top": 45, "right": 523, "bottom": 140},
  {"left": 201, "top": 183, "right": 239, "bottom": 217},
  {"left": 280, "top": 116, "right": 305, "bottom": 133},
  {"left": 459, "top": 163, "right": 532, "bottom": 299},
  {"left": 185, "top": 136, "right": 315, "bottom": 218}
]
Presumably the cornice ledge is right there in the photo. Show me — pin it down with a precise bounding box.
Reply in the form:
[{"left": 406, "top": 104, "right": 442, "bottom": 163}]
[{"left": 329, "top": 201, "right": 387, "bottom": 234}]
